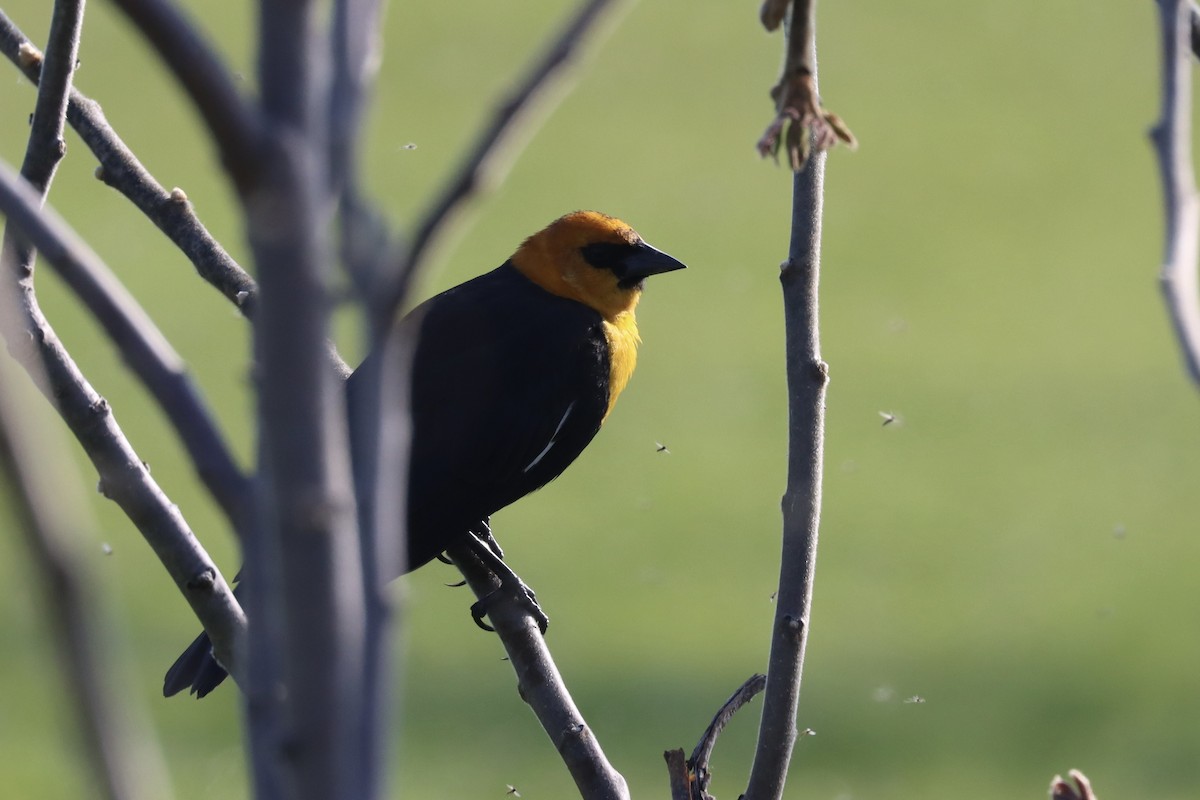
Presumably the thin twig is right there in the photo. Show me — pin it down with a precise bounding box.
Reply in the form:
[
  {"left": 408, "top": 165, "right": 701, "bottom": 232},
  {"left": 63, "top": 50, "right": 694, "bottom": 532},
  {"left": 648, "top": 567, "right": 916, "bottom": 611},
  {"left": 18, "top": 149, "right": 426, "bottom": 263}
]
[
  {"left": 448, "top": 541, "right": 630, "bottom": 800},
  {"left": 106, "top": 0, "right": 263, "bottom": 190},
  {"left": 1050, "top": 770, "right": 1098, "bottom": 800},
  {"left": 1152, "top": 0, "right": 1200, "bottom": 388},
  {"left": 689, "top": 674, "right": 767, "bottom": 798},
  {"left": 0, "top": 223, "right": 246, "bottom": 693},
  {"left": 0, "top": 352, "right": 171, "bottom": 800},
  {"left": 756, "top": 0, "right": 854, "bottom": 171},
  {"left": 0, "top": 5, "right": 165, "bottom": 798},
  {"left": 384, "top": 0, "right": 626, "bottom": 331},
  {"left": 663, "top": 749, "right": 692, "bottom": 800},
  {"left": 1189, "top": 1, "right": 1200, "bottom": 58},
  {"left": 0, "top": 162, "right": 254, "bottom": 531},
  {"left": 0, "top": 10, "right": 260, "bottom": 317},
  {"left": 743, "top": 30, "right": 830, "bottom": 800},
  {"left": 0, "top": 4, "right": 245, "bottom": 683}
]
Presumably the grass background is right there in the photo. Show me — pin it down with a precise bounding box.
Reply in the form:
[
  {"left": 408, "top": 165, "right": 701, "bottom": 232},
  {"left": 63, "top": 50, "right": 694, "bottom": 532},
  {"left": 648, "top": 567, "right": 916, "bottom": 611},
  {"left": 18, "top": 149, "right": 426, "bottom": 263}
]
[{"left": 2, "top": 0, "right": 1199, "bottom": 798}]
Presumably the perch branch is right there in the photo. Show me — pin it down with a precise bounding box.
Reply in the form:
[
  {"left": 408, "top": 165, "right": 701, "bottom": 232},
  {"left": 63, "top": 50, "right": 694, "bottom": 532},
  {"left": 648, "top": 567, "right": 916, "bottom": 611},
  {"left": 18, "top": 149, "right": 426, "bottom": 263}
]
[
  {"left": 1152, "top": 0, "right": 1200, "bottom": 389},
  {"left": 448, "top": 538, "right": 630, "bottom": 800},
  {"left": 384, "top": 0, "right": 625, "bottom": 330},
  {"left": 743, "top": 52, "right": 831, "bottom": 800},
  {"left": 106, "top": 0, "right": 263, "bottom": 190},
  {"left": 756, "top": 0, "right": 854, "bottom": 171}
]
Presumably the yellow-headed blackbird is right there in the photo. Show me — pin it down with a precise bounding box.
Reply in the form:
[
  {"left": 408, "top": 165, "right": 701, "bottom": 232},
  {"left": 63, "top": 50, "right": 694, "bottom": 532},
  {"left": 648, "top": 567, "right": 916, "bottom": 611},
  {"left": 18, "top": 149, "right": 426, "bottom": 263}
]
[{"left": 164, "top": 211, "right": 685, "bottom": 696}]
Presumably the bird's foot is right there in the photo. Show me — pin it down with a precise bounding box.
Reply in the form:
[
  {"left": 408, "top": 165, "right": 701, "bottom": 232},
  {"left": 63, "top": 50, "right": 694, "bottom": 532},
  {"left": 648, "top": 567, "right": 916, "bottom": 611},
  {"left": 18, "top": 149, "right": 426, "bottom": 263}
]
[
  {"left": 464, "top": 530, "right": 549, "bottom": 634},
  {"left": 471, "top": 517, "right": 504, "bottom": 560}
]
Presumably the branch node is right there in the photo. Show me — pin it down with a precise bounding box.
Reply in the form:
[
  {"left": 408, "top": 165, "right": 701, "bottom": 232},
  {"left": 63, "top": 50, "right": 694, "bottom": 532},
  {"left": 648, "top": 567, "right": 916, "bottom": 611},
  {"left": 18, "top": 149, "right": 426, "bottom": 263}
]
[
  {"left": 169, "top": 187, "right": 189, "bottom": 204},
  {"left": 184, "top": 567, "right": 216, "bottom": 592},
  {"left": 17, "top": 41, "right": 40, "bottom": 67}
]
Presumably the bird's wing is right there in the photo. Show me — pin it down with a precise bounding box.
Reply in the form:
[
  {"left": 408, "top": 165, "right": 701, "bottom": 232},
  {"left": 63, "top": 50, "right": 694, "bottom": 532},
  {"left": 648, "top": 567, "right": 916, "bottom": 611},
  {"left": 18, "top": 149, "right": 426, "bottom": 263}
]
[{"left": 405, "top": 265, "right": 610, "bottom": 542}]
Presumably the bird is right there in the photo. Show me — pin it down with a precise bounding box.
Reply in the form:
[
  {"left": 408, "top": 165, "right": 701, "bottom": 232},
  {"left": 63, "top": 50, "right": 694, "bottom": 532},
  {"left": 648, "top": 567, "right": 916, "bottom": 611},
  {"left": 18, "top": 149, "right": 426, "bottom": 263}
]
[{"left": 163, "top": 210, "right": 686, "bottom": 697}]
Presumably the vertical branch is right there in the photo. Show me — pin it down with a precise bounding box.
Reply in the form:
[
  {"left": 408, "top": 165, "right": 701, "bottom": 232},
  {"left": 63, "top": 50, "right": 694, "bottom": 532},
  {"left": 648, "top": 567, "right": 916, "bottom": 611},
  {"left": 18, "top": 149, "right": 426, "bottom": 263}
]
[
  {"left": 744, "top": 6, "right": 830, "bottom": 797},
  {"left": 1152, "top": 0, "right": 1200, "bottom": 388},
  {"left": 245, "top": 0, "right": 367, "bottom": 797}
]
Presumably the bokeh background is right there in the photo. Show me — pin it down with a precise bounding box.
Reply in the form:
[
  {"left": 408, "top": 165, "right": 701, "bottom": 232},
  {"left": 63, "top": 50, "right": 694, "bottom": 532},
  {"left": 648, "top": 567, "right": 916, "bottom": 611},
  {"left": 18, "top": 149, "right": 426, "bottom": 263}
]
[{"left": 2, "top": 1, "right": 1198, "bottom": 798}]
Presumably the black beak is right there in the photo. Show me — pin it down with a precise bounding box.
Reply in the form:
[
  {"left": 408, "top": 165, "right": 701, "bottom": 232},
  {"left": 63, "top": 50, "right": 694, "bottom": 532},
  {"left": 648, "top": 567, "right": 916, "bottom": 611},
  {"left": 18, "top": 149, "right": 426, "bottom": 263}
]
[{"left": 618, "top": 241, "right": 687, "bottom": 287}]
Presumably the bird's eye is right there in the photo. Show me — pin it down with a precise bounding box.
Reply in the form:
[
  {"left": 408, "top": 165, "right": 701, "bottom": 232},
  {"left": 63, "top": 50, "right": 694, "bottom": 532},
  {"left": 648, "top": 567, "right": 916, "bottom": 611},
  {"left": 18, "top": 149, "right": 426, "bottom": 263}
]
[{"left": 580, "top": 241, "right": 635, "bottom": 272}]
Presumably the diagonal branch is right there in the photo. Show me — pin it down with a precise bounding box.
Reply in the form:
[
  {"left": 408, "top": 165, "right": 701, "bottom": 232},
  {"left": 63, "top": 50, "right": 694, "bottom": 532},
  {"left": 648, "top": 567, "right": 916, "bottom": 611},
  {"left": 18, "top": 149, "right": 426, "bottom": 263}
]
[
  {"left": 382, "top": 0, "right": 626, "bottom": 331},
  {"left": 0, "top": 10, "right": 260, "bottom": 316},
  {"left": 1153, "top": 0, "right": 1200, "bottom": 389},
  {"left": 106, "top": 0, "right": 263, "bottom": 190},
  {"left": 0, "top": 174, "right": 247, "bottom": 691},
  {"left": 0, "top": 353, "right": 170, "bottom": 800},
  {"left": 0, "top": 163, "right": 254, "bottom": 531},
  {"left": 449, "top": 540, "right": 630, "bottom": 800}
]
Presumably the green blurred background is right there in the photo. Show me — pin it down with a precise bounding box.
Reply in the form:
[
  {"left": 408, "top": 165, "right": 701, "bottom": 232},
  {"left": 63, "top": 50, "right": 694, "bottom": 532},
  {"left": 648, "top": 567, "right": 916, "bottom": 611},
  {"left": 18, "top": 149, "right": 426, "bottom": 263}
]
[{"left": 2, "top": 0, "right": 1198, "bottom": 797}]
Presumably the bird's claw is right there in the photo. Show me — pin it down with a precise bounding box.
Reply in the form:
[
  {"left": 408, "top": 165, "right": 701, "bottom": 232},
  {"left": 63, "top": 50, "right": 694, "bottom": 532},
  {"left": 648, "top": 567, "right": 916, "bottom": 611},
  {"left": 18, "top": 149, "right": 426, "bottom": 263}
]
[
  {"left": 470, "top": 577, "right": 549, "bottom": 634},
  {"left": 470, "top": 517, "right": 504, "bottom": 560}
]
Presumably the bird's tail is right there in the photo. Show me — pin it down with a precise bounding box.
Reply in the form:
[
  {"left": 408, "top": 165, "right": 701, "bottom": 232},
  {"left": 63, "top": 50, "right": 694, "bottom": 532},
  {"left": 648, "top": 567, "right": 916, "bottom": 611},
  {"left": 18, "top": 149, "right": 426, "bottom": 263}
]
[{"left": 163, "top": 630, "right": 229, "bottom": 698}]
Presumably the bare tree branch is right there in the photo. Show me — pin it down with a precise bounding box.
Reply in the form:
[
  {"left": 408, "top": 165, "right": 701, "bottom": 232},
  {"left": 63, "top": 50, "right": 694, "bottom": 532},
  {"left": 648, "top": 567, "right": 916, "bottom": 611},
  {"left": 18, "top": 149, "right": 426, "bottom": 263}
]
[
  {"left": 0, "top": 164, "right": 254, "bottom": 530},
  {"left": 1189, "top": 1, "right": 1200, "bottom": 58},
  {"left": 0, "top": 10, "right": 260, "bottom": 316},
  {"left": 663, "top": 749, "right": 692, "bottom": 800},
  {"left": 0, "top": 2, "right": 246, "bottom": 686},
  {"left": 449, "top": 541, "right": 630, "bottom": 800},
  {"left": 0, "top": 178, "right": 247, "bottom": 691},
  {"left": 1050, "top": 769, "right": 1098, "bottom": 800},
  {"left": 689, "top": 674, "right": 766, "bottom": 797},
  {"left": 0, "top": 6, "right": 168, "bottom": 799},
  {"left": 0, "top": 351, "right": 171, "bottom": 800},
  {"left": 1152, "top": 0, "right": 1200, "bottom": 388},
  {"left": 238, "top": 1, "right": 368, "bottom": 797},
  {"left": 756, "top": 0, "right": 853, "bottom": 171},
  {"left": 744, "top": 20, "right": 830, "bottom": 797},
  {"left": 383, "top": 0, "right": 626, "bottom": 330},
  {"left": 106, "top": 0, "right": 263, "bottom": 191}
]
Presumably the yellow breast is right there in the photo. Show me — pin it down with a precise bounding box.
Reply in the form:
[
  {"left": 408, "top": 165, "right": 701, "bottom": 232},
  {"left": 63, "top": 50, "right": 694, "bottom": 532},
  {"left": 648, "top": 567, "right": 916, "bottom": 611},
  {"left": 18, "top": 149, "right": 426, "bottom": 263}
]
[{"left": 602, "top": 311, "right": 641, "bottom": 419}]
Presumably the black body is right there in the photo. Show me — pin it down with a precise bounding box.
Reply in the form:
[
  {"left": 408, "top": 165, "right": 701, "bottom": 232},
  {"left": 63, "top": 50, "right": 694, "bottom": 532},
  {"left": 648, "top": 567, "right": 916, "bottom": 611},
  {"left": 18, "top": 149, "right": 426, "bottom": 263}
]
[{"left": 164, "top": 263, "right": 612, "bottom": 696}]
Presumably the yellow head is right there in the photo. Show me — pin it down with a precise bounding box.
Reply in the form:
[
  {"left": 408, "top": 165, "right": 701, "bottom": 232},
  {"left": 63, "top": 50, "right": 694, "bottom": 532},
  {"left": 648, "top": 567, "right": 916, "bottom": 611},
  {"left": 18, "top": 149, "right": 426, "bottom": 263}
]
[{"left": 510, "top": 211, "right": 686, "bottom": 321}]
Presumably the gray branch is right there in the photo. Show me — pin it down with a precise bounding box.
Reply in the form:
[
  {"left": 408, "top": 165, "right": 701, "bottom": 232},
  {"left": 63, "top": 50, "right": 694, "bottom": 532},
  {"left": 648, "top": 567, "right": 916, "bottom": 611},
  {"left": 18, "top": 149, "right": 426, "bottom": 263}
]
[
  {"left": 0, "top": 5, "right": 166, "bottom": 799},
  {"left": 0, "top": 347, "right": 170, "bottom": 800},
  {"left": 0, "top": 163, "right": 253, "bottom": 532},
  {"left": 449, "top": 541, "right": 630, "bottom": 800},
  {"left": 106, "top": 0, "right": 263, "bottom": 191},
  {"left": 238, "top": 1, "right": 368, "bottom": 797},
  {"left": 744, "top": 8, "right": 830, "bottom": 797},
  {"left": 0, "top": 3, "right": 246, "bottom": 686},
  {"left": 0, "top": 10, "right": 260, "bottom": 317},
  {"left": 1153, "top": 0, "right": 1200, "bottom": 388}
]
